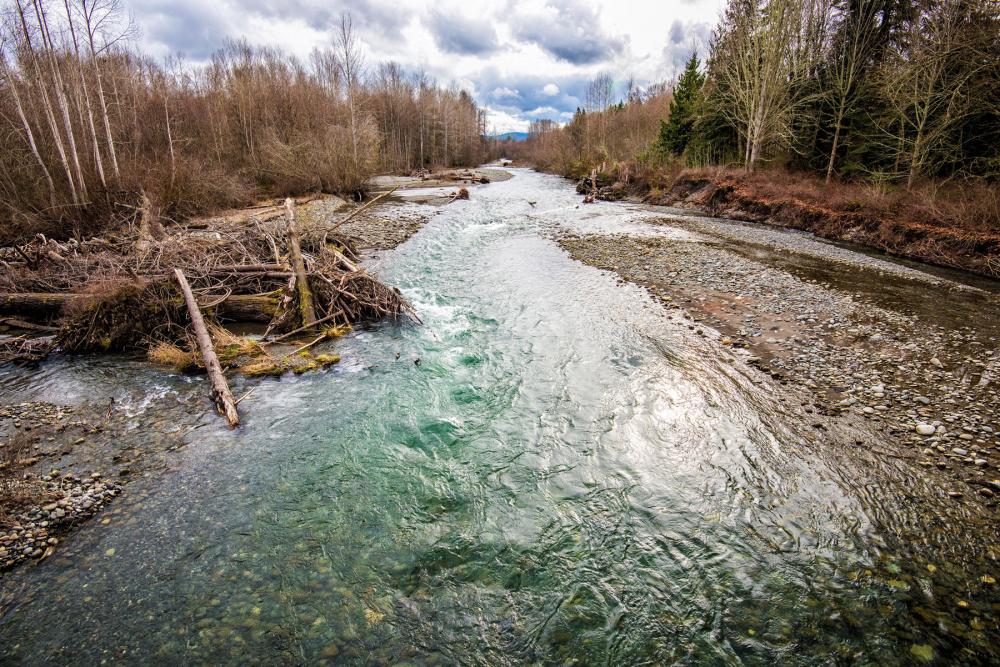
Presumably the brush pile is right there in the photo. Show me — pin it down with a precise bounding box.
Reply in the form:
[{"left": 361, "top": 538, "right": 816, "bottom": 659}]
[{"left": 0, "top": 195, "right": 415, "bottom": 368}]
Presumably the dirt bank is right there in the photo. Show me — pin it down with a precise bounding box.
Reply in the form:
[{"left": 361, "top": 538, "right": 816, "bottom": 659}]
[
  {"left": 559, "top": 218, "right": 1000, "bottom": 520},
  {"left": 639, "top": 170, "right": 1000, "bottom": 279}
]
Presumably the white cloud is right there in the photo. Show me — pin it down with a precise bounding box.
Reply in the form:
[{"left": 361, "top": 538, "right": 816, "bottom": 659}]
[
  {"left": 128, "top": 0, "right": 726, "bottom": 130},
  {"left": 492, "top": 86, "right": 521, "bottom": 98},
  {"left": 486, "top": 108, "right": 530, "bottom": 133}
]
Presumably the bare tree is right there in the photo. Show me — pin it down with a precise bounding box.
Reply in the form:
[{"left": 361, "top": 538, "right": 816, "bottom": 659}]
[
  {"left": 32, "top": 0, "right": 87, "bottom": 199},
  {"left": 879, "top": 0, "right": 992, "bottom": 188},
  {"left": 823, "top": 0, "right": 881, "bottom": 182},
  {"left": 77, "top": 0, "right": 130, "bottom": 183},
  {"left": 712, "top": 0, "right": 807, "bottom": 172},
  {"left": 62, "top": 0, "right": 104, "bottom": 187},
  {"left": 336, "top": 13, "right": 363, "bottom": 177},
  {"left": 13, "top": 0, "right": 78, "bottom": 204},
  {"left": 0, "top": 42, "right": 55, "bottom": 203}
]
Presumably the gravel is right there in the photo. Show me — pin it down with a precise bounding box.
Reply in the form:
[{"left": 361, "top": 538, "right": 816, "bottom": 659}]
[{"left": 559, "top": 215, "right": 1000, "bottom": 502}]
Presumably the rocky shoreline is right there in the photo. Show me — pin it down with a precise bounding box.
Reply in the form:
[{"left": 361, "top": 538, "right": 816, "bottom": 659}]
[{"left": 559, "top": 213, "right": 1000, "bottom": 514}]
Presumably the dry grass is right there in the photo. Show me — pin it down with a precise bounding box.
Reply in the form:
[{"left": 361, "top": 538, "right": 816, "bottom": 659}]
[
  {"left": 148, "top": 342, "right": 199, "bottom": 373},
  {"left": 648, "top": 165, "right": 1000, "bottom": 276}
]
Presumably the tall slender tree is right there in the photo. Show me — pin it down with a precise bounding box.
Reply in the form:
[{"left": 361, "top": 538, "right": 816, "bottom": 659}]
[{"left": 655, "top": 51, "right": 706, "bottom": 157}]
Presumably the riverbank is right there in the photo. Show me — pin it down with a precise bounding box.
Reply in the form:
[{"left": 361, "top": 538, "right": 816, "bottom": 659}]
[
  {"left": 559, "top": 215, "right": 1000, "bottom": 517},
  {"left": 563, "top": 164, "right": 1000, "bottom": 279}
]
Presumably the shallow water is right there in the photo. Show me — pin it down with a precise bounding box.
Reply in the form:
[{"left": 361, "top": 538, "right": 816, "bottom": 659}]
[{"left": 2, "top": 169, "right": 998, "bottom": 665}]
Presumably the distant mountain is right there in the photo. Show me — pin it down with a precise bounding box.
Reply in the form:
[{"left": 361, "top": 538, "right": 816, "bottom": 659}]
[{"left": 494, "top": 131, "right": 528, "bottom": 142}]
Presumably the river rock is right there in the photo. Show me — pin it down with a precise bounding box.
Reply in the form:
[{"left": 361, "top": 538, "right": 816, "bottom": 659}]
[{"left": 915, "top": 423, "right": 936, "bottom": 436}]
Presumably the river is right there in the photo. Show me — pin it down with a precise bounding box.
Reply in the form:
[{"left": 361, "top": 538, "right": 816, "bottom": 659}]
[{"left": 1, "top": 168, "right": 997, "bottom": 665}]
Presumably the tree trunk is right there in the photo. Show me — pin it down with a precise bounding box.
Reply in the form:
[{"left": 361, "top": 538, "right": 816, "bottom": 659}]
[
  {"left": 284, "top": 198, "right": 317, "bottom": 326},
  {"left": 825, "top": 116, "right": 843, "bottom": 184},
  {"left": 64, "top": 0, "right": 105, "bottom": 188},
  {"left": 81, "top": 0, "right": 121, "bottom": 182},
  {"left": 15, "top": 1, "right": 79, "bottom": 205},
  {"left": 0, "top": 292, "right": 278, "bottom": 322},
  {"left": 34, "top": 0, "right": 88, "bottom": 201},
  {"left": 2, "top": 59, "right": 56, "bottom": 205},
  {"left": 907, "top": 120, "right": 926, "bottom": 190},
  {"left": 173, "top": 269, "right": 240, "bottom": 428}
]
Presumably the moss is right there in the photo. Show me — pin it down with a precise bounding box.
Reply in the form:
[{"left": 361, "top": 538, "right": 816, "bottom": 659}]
[
  {"left": 292, "top": 361, "right": 318, "bottom": 374},
  {"left": 324, "top": 324, "right": 352, "bottom": 338},
  {"left": 239, "top": 359, "right": 287, "bottom": 377},
  {"left": 315, "top": 353, "right": 340, "bottom": 367}
]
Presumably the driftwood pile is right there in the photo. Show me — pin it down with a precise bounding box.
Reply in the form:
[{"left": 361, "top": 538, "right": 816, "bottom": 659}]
[{"left": 0, "top": 195, "right": 415, "bottom": 426}]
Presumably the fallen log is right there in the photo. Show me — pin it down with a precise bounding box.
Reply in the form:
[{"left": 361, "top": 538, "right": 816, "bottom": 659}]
[
  {"left": 0, "top": 292, "right": 280, "bottom": 323},
  {"left": 206, "top": 295, "right": 280, "bottom": 323},
  {"left": 174, "top": 268, "right": 240, "bottom": 428},
  {"left": 0, "top": 317, "right": 59, "bottom": 332},
  {"left": 0, "top": 334, "right": 55, "bottom": 364},
  {"left": 285, "top": 198, "right": 317, "bottom": 327},
  {"left": 210, "top": 263, "right": 287, "bottom": 273},
  {"left": 328, "top": 186, "right": 398, "bottom": 233},
  {"left": 261, "top": 309, "right": 343, "bottom": 346}
]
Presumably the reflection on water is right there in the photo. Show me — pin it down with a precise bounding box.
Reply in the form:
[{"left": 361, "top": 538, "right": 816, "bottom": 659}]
[{"left": 2, "top": 169, "right": 998, "bottom": 665}]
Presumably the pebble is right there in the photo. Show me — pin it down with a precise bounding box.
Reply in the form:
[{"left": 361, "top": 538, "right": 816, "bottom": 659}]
[
  {"left": 560, "top": 216, "right": 999, "bottom": 511},
  {"left": 0, "top": 470, "right": 122, "bottom": 571}
]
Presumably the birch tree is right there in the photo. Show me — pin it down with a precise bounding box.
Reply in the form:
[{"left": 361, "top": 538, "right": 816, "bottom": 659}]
[{"left": 77, "top": 0, "right": 128, "bottom": 183}]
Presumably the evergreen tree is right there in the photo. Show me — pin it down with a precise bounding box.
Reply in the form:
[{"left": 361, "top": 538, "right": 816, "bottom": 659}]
[{"left": 656, "top": 52, "right": 706, "bottom": 157}]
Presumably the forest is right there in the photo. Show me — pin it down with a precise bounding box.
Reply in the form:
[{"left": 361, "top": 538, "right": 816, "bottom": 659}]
[
  {"left": 0, "top": 0, "right": 488, "bottom": 244},
  {"left": 512, "top": 0, "right": 1000, "bottom": 273}
]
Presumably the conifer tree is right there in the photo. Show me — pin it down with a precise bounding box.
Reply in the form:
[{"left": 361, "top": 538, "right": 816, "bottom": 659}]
[{"left": 656, "top": 52, "right": 706, "bottom": 157}]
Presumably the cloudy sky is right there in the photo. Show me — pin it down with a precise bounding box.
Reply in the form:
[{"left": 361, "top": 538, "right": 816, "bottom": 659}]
[{"left": 130, "top": 0, "right": 726, "bottom": 133}]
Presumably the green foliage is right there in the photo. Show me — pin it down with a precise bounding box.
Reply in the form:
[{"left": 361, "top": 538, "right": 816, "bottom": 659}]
[{"left": 655, "top": 53, "right": 707, "bottom": 159}]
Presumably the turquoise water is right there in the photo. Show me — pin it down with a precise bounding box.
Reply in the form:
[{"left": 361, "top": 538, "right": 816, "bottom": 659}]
[{"left": 1, "top": 169, "right": 997, "bottom": 665}]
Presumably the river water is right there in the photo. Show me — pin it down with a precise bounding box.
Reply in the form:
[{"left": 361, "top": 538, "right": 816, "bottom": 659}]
[{"left": 1, "top": 169, "right": 997, "bottom": 665}]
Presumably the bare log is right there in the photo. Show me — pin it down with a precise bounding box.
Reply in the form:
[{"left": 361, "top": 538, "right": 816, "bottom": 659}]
[
  {"left": 325, "top": 246, "right": 361, "bottom": 273},
  {"left": 211, "top": 263, "right": 287, "bottom": 273},
  {"left": 0, "top": 292, "right": 71, "bottom": 318},
  {"left": 328, "top": 186, "right": 398, "bottom": 233},
  {"left": 0, "top": 292, "right": 279, "bottom": 323},
  {"left": 285, "top": 198, "right": 317, "bottom": 327},
  {"left": 173, "top": 268, "right": 240, "bottom": 428},
  {"left": 0, "top": 317, "right": 59, "bottom": 332}
]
